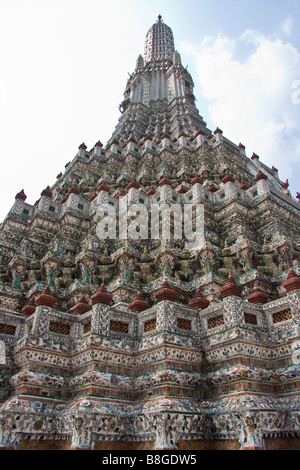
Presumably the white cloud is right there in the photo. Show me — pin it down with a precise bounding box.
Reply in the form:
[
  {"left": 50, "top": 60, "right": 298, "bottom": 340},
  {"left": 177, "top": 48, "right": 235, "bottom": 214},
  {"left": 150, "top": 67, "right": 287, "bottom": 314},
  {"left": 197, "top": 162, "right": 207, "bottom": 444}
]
[
  {"left": 181, "top": 31, "right": 300, "bottom": 192},
  {"left": 282, "top": 16, "right": 293, "bottom": 36}
]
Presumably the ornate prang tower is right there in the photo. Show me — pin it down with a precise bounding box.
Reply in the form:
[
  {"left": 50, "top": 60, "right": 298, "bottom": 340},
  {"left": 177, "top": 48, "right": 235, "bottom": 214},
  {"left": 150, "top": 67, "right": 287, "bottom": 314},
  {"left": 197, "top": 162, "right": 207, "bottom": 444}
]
[{"left": 0, "top": 16, "right": 300, "bottom": 451}]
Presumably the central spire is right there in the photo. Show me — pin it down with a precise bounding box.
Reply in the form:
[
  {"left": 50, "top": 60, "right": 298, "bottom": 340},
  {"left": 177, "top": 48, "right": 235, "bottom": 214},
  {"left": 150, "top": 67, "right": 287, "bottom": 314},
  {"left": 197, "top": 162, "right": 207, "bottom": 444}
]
[
  {"left": 110, "top": 16, "right": 209, "bottom": 145},
  {"left": 144, "top": 15, "right": 175, "bottom": 63}
]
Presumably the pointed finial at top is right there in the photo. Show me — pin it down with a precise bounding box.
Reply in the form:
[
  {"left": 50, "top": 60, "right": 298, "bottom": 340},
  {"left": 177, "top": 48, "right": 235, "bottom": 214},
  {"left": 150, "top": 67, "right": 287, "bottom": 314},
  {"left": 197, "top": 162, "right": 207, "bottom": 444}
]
[{"left": 158, "top": 14, "right": 162, "bottom": 21}]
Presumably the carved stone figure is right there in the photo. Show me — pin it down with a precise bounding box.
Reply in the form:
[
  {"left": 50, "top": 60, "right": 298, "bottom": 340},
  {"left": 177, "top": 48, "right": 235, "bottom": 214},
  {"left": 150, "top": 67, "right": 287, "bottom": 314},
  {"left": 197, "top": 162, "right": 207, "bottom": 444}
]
[
  {"left": 27, "top": 256, "right": 42, "bottom": 284},
  {"left": 133, "top": 246, "right": 157, "bottom": 283},
  {"left": 238, "top": 243, "right": 258, "bottom": 273},
  {"left": 257, "top": 238, "right": 278, "bottom": 275},
  {"left": 55, "top": 253, "right": 77, "bottom": 288},
  {"left": 217, "top": 240, "right": 240, "bottom": 277},
  {"left": 96, "top": 248, "right": 117, "bottom": 285},
  {"left": 175, "top": 248, "right": 195, "bottom": 281},
  {"left": 0, "top": 257, "right": 10, "bottom": 285}
]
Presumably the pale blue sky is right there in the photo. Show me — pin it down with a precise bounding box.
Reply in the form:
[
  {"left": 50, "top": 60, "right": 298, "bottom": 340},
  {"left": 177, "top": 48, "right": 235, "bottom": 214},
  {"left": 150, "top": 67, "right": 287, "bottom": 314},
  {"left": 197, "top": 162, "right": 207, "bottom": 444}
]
[{"left": 0, "top": 0, "right": 299, "bottom": 220}]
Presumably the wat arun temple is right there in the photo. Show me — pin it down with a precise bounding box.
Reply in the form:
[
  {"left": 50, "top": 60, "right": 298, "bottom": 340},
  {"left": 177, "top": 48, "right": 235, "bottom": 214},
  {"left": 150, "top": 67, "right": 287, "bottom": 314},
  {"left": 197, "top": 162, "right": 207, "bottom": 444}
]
[{"left": 0, "top": 16, "right": 300, "bottom": 451}]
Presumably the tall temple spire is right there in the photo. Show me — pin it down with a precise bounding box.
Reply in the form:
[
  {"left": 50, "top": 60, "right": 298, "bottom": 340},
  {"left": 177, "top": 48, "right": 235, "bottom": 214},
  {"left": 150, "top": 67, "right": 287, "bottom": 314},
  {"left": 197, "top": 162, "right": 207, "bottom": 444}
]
[
  {"left": 113, "top": 16, "right": 208, "bottom": 145},
  {"left": 144, "top": 15, "right": 175, "bottom": 63}
]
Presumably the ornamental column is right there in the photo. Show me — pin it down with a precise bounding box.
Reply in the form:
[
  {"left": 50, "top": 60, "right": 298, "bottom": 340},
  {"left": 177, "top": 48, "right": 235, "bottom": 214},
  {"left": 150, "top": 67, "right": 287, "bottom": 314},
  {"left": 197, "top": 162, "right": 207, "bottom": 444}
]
[
  {"left": 222, "top": 170, "right": 237, "bottom": 200},
  {"left": 220, "top": 275, "right": 244, "bottom": 328},
  {"left": 255, "top": 170, "right": 270, "bottom": 197},
  {"left": 30, "top": 286, "right": 56, "bottom": 337},
  {"left": 282, "top": 268, "right": 300, "bottom": 336},
  {"left": 96, "top": 181, "right": 110, "bottom": 205},
  {"left": 37, "top": 186, "right": 53, "bottom": 212},
  {"left": 89, "top": 284, "right": 113, "bottom": 336},
  {"left": 9, "top": 189, "right": 28, "bottom": 217},
  {"left": 127, "top": 178, "right": 141, "bottom": 205},
  {"left": 158, "top": 175, "right": 173, "bottom": 203},
  {"left": 191, "top": 174, "right": 205, "bottom": 201},
  {"left": 154, "top": 280, "right": 178, "bottom": 333},
  {"left": 93, "top": 140, "right": 103, "bottom": 157}
]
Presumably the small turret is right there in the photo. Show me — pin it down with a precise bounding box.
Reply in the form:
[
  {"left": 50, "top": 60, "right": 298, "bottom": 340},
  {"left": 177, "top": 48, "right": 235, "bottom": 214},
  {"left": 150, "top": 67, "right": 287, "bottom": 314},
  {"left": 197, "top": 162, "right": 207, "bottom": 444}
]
[
  {"left": 136, "top": 54, "right": 144, "bottom": 70},
  {"left": 173, "top": 51, "right": 181, "bottom": 66}
]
